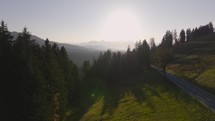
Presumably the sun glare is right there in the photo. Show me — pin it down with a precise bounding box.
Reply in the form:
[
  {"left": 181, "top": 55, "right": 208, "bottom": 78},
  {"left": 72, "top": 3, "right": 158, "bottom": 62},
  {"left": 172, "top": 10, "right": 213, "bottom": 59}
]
[{"left": 102, "top": 9, "right": 142, "bottom": 42}]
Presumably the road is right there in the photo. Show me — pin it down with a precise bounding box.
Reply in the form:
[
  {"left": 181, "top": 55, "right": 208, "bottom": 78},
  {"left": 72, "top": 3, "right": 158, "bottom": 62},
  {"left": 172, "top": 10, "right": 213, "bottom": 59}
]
[{"left": 165, "top": 73, "right": 215, "bottom": 112}]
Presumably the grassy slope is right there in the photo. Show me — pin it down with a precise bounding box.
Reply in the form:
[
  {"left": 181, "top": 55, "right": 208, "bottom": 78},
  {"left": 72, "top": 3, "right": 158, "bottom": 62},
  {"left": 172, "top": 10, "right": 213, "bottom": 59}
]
[
  {"left": 167, "top": 32, "right": 215, "bottom": 94},
  {"left": 70, "top": 69, "right": 215, "bottom": 121}
]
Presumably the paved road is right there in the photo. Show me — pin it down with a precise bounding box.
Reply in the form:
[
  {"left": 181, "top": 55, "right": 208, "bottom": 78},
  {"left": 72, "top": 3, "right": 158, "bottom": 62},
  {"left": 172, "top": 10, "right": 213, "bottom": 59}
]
[{"left": 165, "top": 73, "right": 215, "bottom": 112}]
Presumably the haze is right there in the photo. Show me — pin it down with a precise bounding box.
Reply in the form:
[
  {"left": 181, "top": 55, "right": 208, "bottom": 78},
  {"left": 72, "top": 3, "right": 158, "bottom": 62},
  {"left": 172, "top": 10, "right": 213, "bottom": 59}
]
[{"left": 1, "top": 0, "right": 215, "bottom": 44}]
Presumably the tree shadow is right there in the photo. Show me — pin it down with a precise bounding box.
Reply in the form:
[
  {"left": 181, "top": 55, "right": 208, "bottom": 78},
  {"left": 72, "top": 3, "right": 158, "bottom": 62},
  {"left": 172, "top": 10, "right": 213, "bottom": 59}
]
[
  {"left": 101, "top": 76, "right": 148, "bottom": 115},
  {"left": 69, "top": 92, "right": 98, "bottom": 121},
  {"left": 74, "top": 68, "right": 167, "bottom": 120},
  {"left": 100, "top": 69, "right": 165, "bottom": 115},
  {"left": 69, "top": 79, "right": 106, "bottom": 121},
  {"left": 130, "top": 86, "right": 146, "bottom": 103},
  {"left": 71, "top": 79, "right": 122, "bottom": 120},
  {"left": 101, "top": 83, "right": 121, "bottom": 115},
  {"left": 132, "top": 70, "right": 162, "bottom": 100}
]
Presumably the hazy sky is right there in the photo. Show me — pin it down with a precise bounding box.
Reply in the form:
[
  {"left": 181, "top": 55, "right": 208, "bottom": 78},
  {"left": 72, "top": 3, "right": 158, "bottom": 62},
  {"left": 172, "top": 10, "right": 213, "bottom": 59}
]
[{"left": 1, "top": 0, "right": 215, "bottom": 44}]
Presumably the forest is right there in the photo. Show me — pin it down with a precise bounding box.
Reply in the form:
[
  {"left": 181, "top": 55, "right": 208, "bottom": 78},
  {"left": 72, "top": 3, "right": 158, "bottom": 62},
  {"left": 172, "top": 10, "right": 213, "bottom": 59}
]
[
  {"left": 0, "top": 21, "right": 80, "bottom": 121},
  {"left": 0, "top": 21, "right": 214, "bottom": 121}
]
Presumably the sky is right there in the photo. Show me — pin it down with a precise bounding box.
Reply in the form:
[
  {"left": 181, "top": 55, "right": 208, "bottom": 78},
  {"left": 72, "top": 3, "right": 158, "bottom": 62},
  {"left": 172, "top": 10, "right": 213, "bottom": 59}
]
[{"left": 1, "top": 0, "right": 215, "bottom": 44}]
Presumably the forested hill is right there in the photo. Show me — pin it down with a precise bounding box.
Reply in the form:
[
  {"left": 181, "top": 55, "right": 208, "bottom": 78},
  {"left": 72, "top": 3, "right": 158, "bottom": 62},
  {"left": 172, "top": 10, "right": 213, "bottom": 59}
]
[
  {"left": 0, "top": 21, "right": 84, "bottom": 120},
  {"left": 1, "top": 20, "right": 214, "bottom": 121},
  {"left": 10, "top": 31, "right": 100, "bottom": 66},
  {"left": 173, "top": 32, "right": 215, "bottom": 55}
]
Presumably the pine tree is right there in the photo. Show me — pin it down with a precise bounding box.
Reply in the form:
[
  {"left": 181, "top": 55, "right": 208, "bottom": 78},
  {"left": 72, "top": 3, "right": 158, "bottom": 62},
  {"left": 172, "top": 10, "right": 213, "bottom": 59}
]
[
  {"left": 179, "top": 29, "right": 186, "bottom": 43},
  {"left": 154, "top": 47, "right": 172, "bottom": 74},
  {"left": 161, "top": 30, "right": 173, "bottom": 48},
  {"left": 173, "top": 29, "right": 179, "bottom": 45},
  {"left": 149, "top": 38, "right": 156, "bottom": 49},
  {"left": 141, "top": 40, "right": 151, "bottom": 71},
  {"left": 0, "top": 21, "right": 14, "bottom": 120},
  {"left": 0, "top": 21, "right": 81, "bottom": 121},
  {"left": 186, "top": 28, "right": 192, "bottom": 42},
  {"left": 209, "top": 22, "right": 214, "bottom": 33}
]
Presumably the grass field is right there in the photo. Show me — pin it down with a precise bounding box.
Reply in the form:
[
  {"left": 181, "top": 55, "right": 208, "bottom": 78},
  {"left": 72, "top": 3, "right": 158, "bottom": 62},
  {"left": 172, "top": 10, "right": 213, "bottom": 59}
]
[
  {"left": 167, "top": 54, "right": 215, "bottom": 95},
  {"left": 68, "top": 68, "right": 215, "bottom": 121},
  {"left": 167, "top": 33, "right": 215, "bottom": 94}
]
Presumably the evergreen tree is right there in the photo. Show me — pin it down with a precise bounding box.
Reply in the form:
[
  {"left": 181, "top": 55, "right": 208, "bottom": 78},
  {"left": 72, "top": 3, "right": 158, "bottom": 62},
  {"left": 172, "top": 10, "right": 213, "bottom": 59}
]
[
  {"left": 141, "top": 40, "right": 151, "bottom": 71},
  {"left": 82, "top": 60, "right": 91, "bottom": 78},
  {"left": 179, "top": 29, "right": 185, "bottom": 43},
  {"left": 0, "top": 21, "right": 14, "bottom": 120},
  {"left": 173, "top": 29, "right": 179, "bottom": 45},
  {"left": 149, "top": 38, "right": 156, "bottom": 49},
  {"left": 209, "top": 22, "right": 214, "bottom": 33},
  {"left": 161, "top": 30, "right": 173, "bottom": 48},
  {"left": 190, "top": 22, "right": 214, "bottom": 40},
  {"left": 186, "top": 28, "right": 192, "bottom": 41},
  {"left": 86, "top": 39, "right": 152, "bottom": 87},
  {"left": 154, "top": 47, "right": 172, "bottom": 74},
  {"left": 0, "top": 22, "right": 80, "bottom": 121}
]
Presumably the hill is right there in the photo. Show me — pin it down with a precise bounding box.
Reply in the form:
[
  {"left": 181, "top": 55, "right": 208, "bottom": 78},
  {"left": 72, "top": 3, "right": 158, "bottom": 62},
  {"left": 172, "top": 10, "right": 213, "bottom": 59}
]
[
  {"left": 173, "top": 32, "right": 215, "bottom": 55},
  {"left": 10, "top": 32, "right": 100, "bottom": 66},
  {"left": 167, "top": 32, "right": 215, "bottom": 95},
  {"left": 59, "top": 43, "right": 100, "bottom": 66},
  {"left": 70, "top": 69, "right": 215, "bottom": 121}
]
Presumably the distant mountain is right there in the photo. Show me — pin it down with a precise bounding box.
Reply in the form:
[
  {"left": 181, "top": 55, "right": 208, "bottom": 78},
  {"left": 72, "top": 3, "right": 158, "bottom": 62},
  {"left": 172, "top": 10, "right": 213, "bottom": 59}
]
[
  {"left": 10, "top": 32, "right": 100, "bottom": 66},
  {"left": 77, "top": 40, "right": 135, "bottom": 51},
  {"left": 10, "top": 32, "right": 137, "bottom": 66},
  {"left": 11, "top": 31, "right": 45, "bottom": 45},
  {"left": 58, "top": 43, "right": 100, "bottom": 66}
]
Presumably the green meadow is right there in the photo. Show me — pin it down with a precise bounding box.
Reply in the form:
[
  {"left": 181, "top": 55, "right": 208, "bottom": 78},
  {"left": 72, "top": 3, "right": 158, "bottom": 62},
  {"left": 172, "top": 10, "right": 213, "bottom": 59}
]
[{"left": 69, "top": 69, "right": 215, "bottom": 121}]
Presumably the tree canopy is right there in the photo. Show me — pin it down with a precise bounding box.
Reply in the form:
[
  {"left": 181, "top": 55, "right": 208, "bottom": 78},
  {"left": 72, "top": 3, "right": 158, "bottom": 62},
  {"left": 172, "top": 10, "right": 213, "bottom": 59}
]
[{"left": 0, "top": 21, "right": 80, "bottom": 121}]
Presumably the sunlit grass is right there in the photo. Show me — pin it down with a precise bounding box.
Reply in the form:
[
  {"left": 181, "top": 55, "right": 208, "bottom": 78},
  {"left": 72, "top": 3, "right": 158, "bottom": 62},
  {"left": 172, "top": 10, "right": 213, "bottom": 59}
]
[
  {"left": 72, "top": 69, "right": 215, "bottom": 121},
  {"left": 168, "top": 33, "right": 215, "bottom": 94},
  {"left": 168, "top": 54, "right": 215, "bottom": 94},
  {"left": 196, "top": 68, "right": 215, "bottom": 90},
  {"left": 80, "top": 91, "right": 194, "bottom": 121}
]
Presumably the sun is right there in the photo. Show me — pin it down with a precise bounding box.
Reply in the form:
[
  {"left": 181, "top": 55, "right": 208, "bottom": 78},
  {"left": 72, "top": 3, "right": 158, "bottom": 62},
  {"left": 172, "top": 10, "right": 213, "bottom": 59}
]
[{"left": 102, "top": 9, "right": 142, "bottom": 42}]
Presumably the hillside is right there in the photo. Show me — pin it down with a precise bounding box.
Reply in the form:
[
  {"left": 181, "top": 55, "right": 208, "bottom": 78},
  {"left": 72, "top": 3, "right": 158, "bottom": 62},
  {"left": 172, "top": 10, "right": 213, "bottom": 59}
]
[
  {"left": 167, "top": 32, "right": 215, "bottom": 94},
  {"left": 70, "top": 69, "right": 215, "bottom": 121},
  {"left": 10, "top": 32, "right": 100, "bottom": 66},
  {"left": 59, "top": 43, "right": 100, "bottom": 66},
  {"left": 173, "top": 32, "right": 215, "bottom": 55}
]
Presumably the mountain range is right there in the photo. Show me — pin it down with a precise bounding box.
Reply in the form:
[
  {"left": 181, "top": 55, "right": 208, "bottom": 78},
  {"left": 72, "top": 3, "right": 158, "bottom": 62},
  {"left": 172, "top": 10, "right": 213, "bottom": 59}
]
[
  {"left": 10, "top": 32, "right": 101, "bottom": 66},
  {"left": 10, "top": 32, "right": 136, "bottom": 66},
  {"left": 76, "top": 40, "right": 135, "bottom": 51}
]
